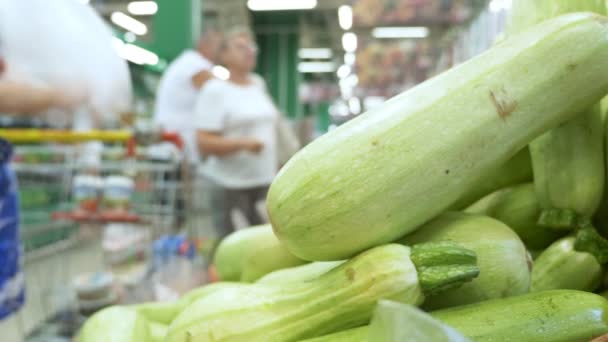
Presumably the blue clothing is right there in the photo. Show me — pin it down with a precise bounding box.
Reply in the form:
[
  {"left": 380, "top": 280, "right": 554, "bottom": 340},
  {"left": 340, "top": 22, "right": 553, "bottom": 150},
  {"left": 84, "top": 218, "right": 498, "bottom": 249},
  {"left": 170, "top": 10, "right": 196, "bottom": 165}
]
[{"left": 0, "top": 139, "right": 24, "bottom": 320}]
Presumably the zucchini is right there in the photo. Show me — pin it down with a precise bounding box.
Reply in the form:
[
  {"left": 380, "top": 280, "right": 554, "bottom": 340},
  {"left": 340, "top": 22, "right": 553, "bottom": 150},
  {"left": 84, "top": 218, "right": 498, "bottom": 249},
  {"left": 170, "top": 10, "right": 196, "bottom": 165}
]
[
  {"left": 213, "top": 225, "right": 271, "bottom": 281},
  {"left": 213, "top": 225, "right": 305, "bottom": 282},
  {"left": 368, "top": 300, "right": 470, "bottom": 342},
  {"left": 531, "top": 236, "right": 602, "bottom": 292},
  {"left": 79, "top": 306, "right": 150, "bottom": 342},
  {"left": 130, "top": 282, "right": 245, "bottom": 325},
  {"left": 401, "top": 212, "right": 530, "bottom": 309},
  {"left": 451, "top": 147, "right": 532, "bottom": 210},
  {"left": 267, "top": 13, "right": 608, "bottom": 261},
  {"left": 240, "top": 230, "right": 308, "bottom": 282},
  {"left": 256, "top": 261, "right": 345, "bottom": 285},
  {"left": 311, "top": 290, "right": 608, "bottom": 342},
  {"left": 148, "top": 321, "right": 168, "bottom": 342},
  {"left": 298, "top": 327, "right": 368, "bottom": 342},
  {"left": 432, "top": 290, "right": 608, "bottom": 342},
  {"left": 166, "top": 243, "right": 479, "bottom": 342},
  {"left": 510, "top": 0, "right": 606, "bottom": 230},
  {"left": 466, "top": 183, "right": 565, "bottom": 250}
]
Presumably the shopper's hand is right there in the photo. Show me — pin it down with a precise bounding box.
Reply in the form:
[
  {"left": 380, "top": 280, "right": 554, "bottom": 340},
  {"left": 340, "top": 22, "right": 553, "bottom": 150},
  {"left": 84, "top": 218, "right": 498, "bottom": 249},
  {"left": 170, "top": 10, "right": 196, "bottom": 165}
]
[
  {"left": 52, "top": 90, "right": 87, "bottom": 111},
  {"left": 240, "top": 138, "right": 264, "bottom": 154}
]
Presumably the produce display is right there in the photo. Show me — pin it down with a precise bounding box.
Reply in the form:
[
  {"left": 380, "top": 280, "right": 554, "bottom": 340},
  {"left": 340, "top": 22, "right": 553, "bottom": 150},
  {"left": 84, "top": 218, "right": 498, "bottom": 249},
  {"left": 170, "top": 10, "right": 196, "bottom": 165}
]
[{"left": 80, "top": 10, "right": 608, "bottom": 342}]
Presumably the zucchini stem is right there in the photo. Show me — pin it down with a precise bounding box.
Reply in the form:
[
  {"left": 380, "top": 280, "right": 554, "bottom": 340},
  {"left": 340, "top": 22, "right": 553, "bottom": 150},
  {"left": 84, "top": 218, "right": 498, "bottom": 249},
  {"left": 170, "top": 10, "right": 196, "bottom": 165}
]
[
  {"left": 538, "top": 208, "right": 579, "bottom": 230},
  {"left": 410, "top": 242, "right": 480, "bottom": 297},
  {"left": 574, "top": 224, "right": 608, "bottom": 265}
]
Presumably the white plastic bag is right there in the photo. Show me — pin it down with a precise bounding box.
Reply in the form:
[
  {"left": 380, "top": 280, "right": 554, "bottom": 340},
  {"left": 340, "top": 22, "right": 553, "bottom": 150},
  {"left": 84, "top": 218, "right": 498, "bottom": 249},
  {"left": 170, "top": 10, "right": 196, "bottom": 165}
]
[{"left": 0, "top": 0, "right": 132, "bottom": 126}]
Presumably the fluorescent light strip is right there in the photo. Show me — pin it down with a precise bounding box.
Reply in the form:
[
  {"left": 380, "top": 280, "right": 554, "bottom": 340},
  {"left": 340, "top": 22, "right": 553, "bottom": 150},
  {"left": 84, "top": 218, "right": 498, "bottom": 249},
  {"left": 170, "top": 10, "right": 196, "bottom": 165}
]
[
  {"left": 298, "top": 62, "right": 336, "bottom": 73},
  {"left": 342, "top": 32, "right": 357, "bottom": 52},
  {"left": 338, "top": 5, "right": 353, "bottom": 31},
  {"left": 247, "top": 0, "right": 317, "bottom": 11},
  {"left": 298, "top": 48, "right": 333, "bottom": 60},
  {"left": 128, "top": 1, "right": 158, "bottom": 16},
  {"left": 372, "top": 27, "right": 429, "bottom": 39},
  {"left": 113, "top": 41, "right": 158, "bottom": 65},
  {"left": 111, "top": 12, "right": 148, "bottom": 35}
]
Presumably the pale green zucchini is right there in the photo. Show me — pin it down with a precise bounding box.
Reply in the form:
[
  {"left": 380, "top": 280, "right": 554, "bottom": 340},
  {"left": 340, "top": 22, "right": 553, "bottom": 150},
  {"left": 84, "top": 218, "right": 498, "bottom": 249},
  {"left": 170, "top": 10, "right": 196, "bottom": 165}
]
[
  {"left": 240, "top": 229, "right": 308, "bottom": 282},
  {"left": 166, "top": 243, "right": 479, "bottom": 342},
  {"left": 401, "top": 212, "right": 530, "bottom": 309},
  {"left": 213, "top": 225, "right": 271, "bottom": 281},
  {"left": 510, "top": 0, "right": 606, "bottom": 230},
  {"left": 466, "top": 183, "right": 565, "bottom": 250},
  {"left": 532, "top": 236, "right": 602, "bottom": 292},
  {"left": 368, "top": 300, "right": 470, "bottom": 342},
  {"left": 130, "top": 282, "right": 245, "bottom": 325},
  {"left": 257, "top": 261, "right": 345, "bottom": 285},
  {"left": 451, "top": 147, "right": 532, "bottom": 210},
  {"left": 213, "top": 225, "right": 305, "bottom": 282},
  {"left": 79, "top": 306, "right": 150, "bottom": 342},
  {"left": 267, "top": 13, "right": 608, "bottom": 261},
  {"left": 309, "top": 290, "right": 608, "bottom": 342}
]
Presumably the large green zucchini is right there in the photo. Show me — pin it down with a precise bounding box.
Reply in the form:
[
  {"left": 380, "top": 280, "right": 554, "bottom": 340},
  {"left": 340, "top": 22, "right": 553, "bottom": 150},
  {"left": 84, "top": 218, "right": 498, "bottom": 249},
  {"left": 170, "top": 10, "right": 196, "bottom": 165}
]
[{"left": 267, "top": 13, "right": 608, "bottom": 261}]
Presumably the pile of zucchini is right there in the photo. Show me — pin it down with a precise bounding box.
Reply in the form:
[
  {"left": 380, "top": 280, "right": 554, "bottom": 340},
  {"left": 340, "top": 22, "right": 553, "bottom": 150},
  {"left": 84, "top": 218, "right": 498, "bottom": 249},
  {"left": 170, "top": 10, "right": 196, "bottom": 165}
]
[{"left": 80, "top": 4, "right": 608, "bottom": 342}]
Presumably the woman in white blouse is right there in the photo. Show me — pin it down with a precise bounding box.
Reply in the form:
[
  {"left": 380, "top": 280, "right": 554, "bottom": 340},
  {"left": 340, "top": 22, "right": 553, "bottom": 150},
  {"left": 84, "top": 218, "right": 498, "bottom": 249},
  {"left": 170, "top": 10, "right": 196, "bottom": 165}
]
[{"left": 195, "top": 29, "right": 278, "bottom": 237}]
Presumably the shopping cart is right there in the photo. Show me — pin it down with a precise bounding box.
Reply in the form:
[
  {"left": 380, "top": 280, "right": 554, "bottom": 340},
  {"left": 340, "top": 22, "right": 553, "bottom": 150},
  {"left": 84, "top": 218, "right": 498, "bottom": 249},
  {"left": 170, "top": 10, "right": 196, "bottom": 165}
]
[{"left": 0, "top": 129, "right": 189, "bottom": 340}]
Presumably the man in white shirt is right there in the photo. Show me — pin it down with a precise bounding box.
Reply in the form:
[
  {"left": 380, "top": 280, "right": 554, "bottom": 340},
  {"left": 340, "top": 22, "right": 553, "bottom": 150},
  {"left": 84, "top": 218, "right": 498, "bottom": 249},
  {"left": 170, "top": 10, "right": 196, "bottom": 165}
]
[{"left": 154, "top": 29, "right": 222, "bottom": 164}]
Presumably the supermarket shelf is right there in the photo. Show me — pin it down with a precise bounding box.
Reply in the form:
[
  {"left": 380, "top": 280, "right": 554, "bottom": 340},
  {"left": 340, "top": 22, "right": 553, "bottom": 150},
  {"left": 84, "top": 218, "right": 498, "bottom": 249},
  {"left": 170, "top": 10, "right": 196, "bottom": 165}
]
[
  {"left": 24, "top": 235, "right": 80, "bottom": 262},
  {"left": 52, "top": 211, "right": 143, "bottom": 224},
  {"left": 20, "top": 221, "right": 76, "bottom": 239},
  {"left": 12, "top": 161, "right": 180, "bottom": 173}
]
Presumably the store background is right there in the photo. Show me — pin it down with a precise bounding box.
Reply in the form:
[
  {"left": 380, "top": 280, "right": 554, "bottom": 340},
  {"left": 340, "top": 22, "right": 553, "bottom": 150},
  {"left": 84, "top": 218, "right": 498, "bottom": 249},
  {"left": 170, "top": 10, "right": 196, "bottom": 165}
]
[{"left": 0, "top": 0, "right": 513, "bottom": 340}]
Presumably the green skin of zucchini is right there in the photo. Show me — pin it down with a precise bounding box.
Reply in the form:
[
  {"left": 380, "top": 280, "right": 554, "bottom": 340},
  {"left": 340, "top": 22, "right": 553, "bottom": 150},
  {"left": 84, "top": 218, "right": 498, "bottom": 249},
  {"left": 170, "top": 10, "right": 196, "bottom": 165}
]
[
  {"left": 213, "top": 225, "right": 306, "bottom": 283},
  {"left": 305, "top": 290, "right": 608, "bottom": 342},
  {"left": 451, "top": 147, "right": 532, "bottom": 211},
  {"left": 400, "top": 212, "right": 530, "bottom": 310},
  {"left": 509, "top": 0, "right": 606, "bottom": 230},
  {"left": 531, "top": 236, "right": 602, "bottom": 292},
  {"left": 267, "top": 13, "right": 608, "bottom": 261},
  {"left": 466, "top": 183, "right": 566, "bottom": 250},
  {"left": 257, "top": 261, "right": 346, "bottom": 285},
  {"left": 213, "top": 225, "right": 272, "bottom": 281},
  {"left": 130, "top": 282, "right": 245, "bottom": 325},
  {"left": 79, "top": 306, "right": 151, "bottom": 342},
  {"left": 165, "top": 243, "right": 479, "bottom": 342},
  {"left": 239, "top": 232, "right": 308, "bottom": 282}
]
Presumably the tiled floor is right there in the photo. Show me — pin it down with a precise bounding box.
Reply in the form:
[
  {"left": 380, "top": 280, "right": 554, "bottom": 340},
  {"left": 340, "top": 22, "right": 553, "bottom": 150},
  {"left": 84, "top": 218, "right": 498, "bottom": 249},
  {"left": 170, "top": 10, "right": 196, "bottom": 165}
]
[{"left": 0, "top": 235, "right": 104, "bottom": 342}]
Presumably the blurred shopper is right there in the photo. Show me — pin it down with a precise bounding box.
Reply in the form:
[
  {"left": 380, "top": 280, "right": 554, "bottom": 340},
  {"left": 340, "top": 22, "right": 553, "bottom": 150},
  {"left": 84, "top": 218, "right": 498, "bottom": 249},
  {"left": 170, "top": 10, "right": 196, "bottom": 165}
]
[
  {"left": 0, "top": 56, "right": 81, "bottom": 320},
  {"left": 154, "top": 29, "right": 222, "bottom": 164},
  {"left": 195, "top": 29, "right": 278, "bottom": 236}
]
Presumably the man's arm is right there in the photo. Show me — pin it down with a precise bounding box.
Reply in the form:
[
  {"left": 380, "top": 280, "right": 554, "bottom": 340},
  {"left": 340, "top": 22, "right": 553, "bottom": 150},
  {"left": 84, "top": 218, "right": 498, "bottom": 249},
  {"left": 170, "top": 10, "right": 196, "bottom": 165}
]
[
  {"left": 191, "top": 70, "right": 213, "bottom": 89},
  {"left": 197, "top": 130, "right": 263, "bottom": 157},
  {"left": 0, "top": 81, "right": 78, "bottom": 114}
]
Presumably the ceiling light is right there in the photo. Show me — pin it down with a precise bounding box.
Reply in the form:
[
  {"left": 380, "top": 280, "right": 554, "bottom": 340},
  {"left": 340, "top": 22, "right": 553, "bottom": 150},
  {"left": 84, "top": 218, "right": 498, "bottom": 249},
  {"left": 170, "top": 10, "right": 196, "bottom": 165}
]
[
  {"left": 212, "top": 66, "right": 230, "bottom": 80},
  {"left": 247, "top": 0, "right": 317, "bottom": 11},
  {"left": 298, "top": 62, "right": 336, "bottom": 73},
  {"left": 128, "top": 1, "right": 158, "bottom": 16},
  {"left": 111, "top": 12, "right": 148, "bottom": 36},
  {"left": 344, "top": 52, "right": 356, "bottom": 66},
  {"left": 338, "top": 5, "right": 353, "bottom": 30},
  {"left": 298, "top": 48, "right": 333, "bottom": 60},
  {"left": 342, "top": 32, "right": 357, "bottom": 52},
  {"left": 114, "top": 43, "right": 158, "bottom": 65},
  {"left": 489, "top": 0, "right": 512, "bottom": 12},
  {"left": 337, "top": 64, "right": 351, "bottom": 79},
  {"left": 372, "top": 27, "right": 429, "bottom": 39},
  {"left": 124, "top": 32, "right": 137, "bottom": 43}
]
